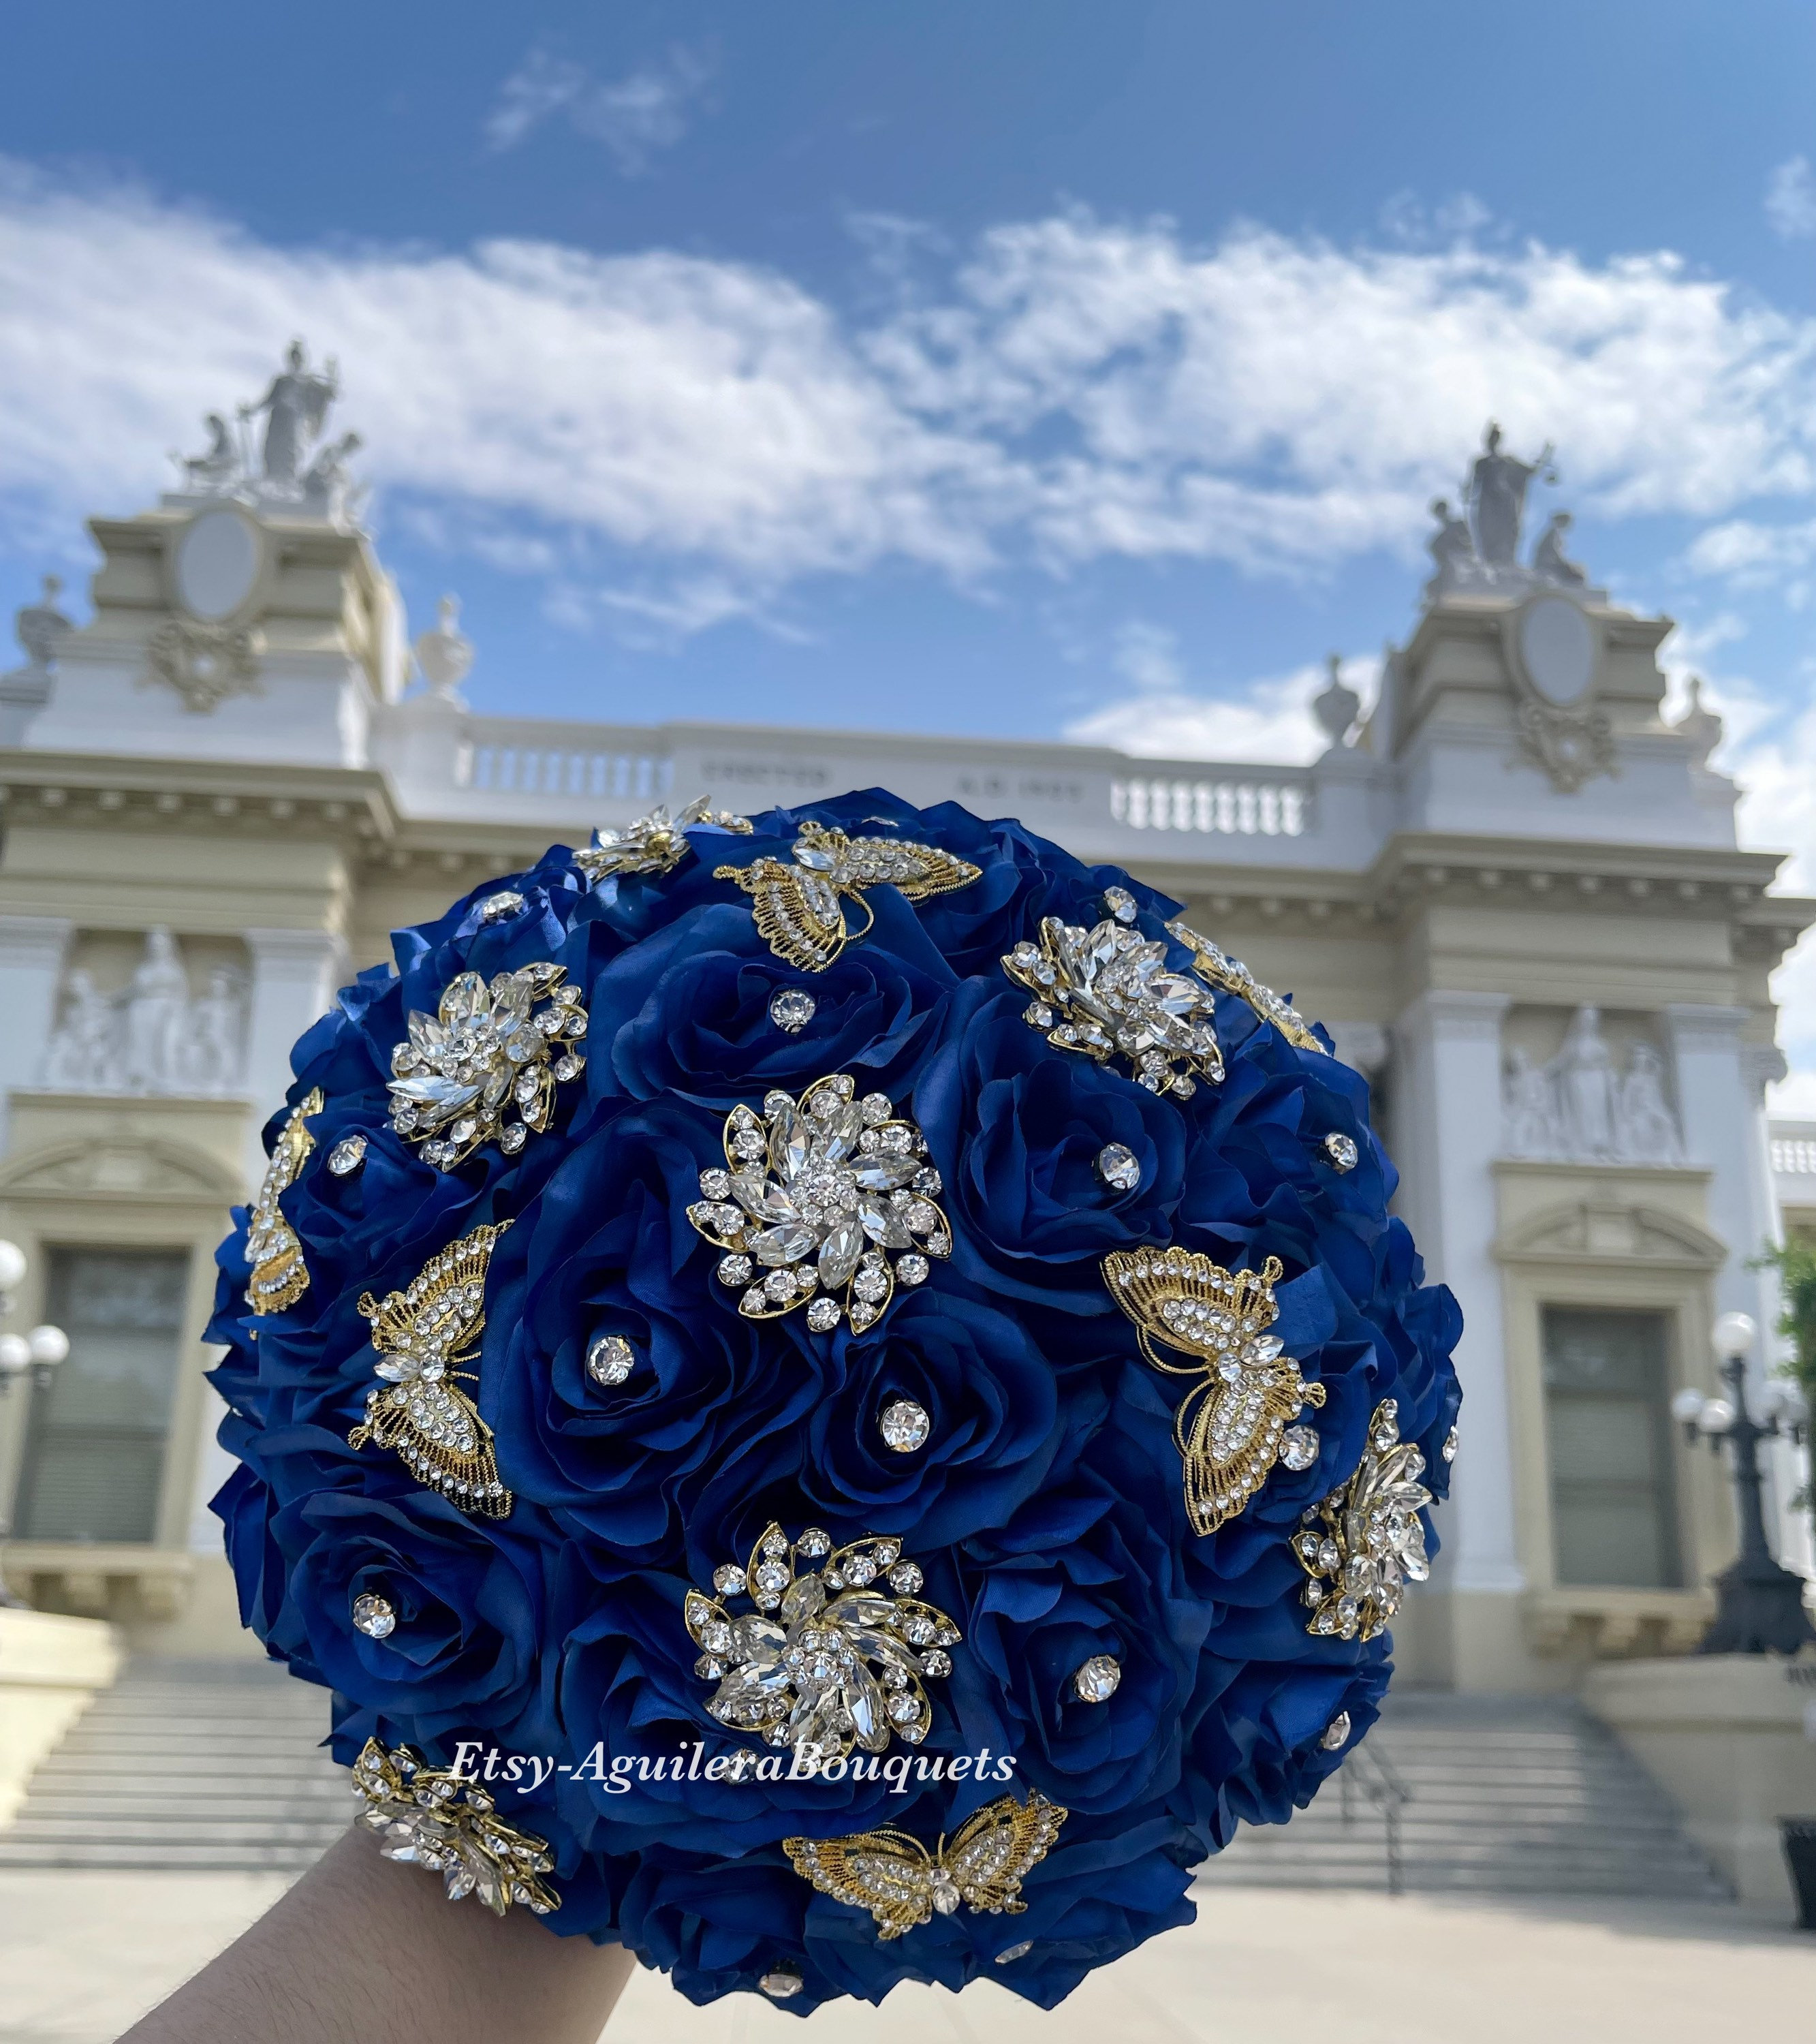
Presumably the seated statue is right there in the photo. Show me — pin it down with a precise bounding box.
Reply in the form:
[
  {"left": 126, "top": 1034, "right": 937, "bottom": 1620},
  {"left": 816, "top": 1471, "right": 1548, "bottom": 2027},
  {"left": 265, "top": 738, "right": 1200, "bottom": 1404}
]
[{"left": 1532, "top": 510, "right": 1587, "bottom": 587}]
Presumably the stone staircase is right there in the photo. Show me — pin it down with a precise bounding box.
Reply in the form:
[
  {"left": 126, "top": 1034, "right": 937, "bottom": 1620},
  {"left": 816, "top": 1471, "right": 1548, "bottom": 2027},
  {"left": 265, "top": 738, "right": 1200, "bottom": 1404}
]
[
  {"left": 0, "top": 1655, "right": 348, "bottom": 1871},
  {"left": 0, "top": 1668, "right": 1728, "bottom": 1900},
  {"left": 1197, "top": 1690, "right": 1729, "bottom": 1898}
]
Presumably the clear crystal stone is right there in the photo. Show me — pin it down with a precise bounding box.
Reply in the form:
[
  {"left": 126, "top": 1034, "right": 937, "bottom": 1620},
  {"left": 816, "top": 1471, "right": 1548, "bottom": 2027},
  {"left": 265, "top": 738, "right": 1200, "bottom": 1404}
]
[
  {"left": 805, "top": 1296, "right": 842, "bottom": 1332},
  {"left": 760, "top": 1972, "right": 803, "bottom": 2001},
  {"left": 1102, "top": 885, "right": 1138, "bottom": 923},
  {"left": 699, "top": 1168, "right": 731, "bottom": 1198},
  {"left": 1324, "top": 1132, "right": 1360, "bottom": 1172},
  {"left": 351, "top": 1593, "right": 396, "bottom": 1640},
  {"left": 879, "top": 1399, "right": 930, "bottom": 1453},
  {"left": 477, "top": 891, "right": 525, "bottom": 924},
  {"left": 328, "top": 1134, "right": 368, "bottom": 1177},
  {"left": 920, "top": 1648, "right": 952, "bottom": 1677},
  {"left": 1279, "top": 1425, "right": 1319, "bottom": 1472},
  {"left": 996, "top": 1942, "right": 1033, "bottom": 1964},
  {"left": 553, "top": 1054, "right": 582, "bottom": 1082},
  {"left": 888, "top": 1561, "right": 923, "bottom": 1592},
  {"left": 887, "top": 1692, "right": 922, "bottom": 1724},
  {"left": 1443, "top": 1425, "right": 1459, "bottom": 1462},
  {"left": 768, "top": 989, "right": 817, "bottom": 1034},
  {"left": 860, "top": 1091, "right": 893, "bottom": 1124},
  {"left": 1072, "top": 1654, "right": 1121, "bottom": 1703},
  {"left": 797, "top": 1527, "right": 831, "bottom": 1557},
  {"left": 713, "top": 1564, "right": 747, "bottom": 1595},
  {"left": 499, "top": 1123, "right": 527, "bottom": 1153},
  {"left": 896, "top": 1253, "right": 929, "bottom": 1286},
  {"left": 586, "top": 1333, "right": 635, "bottom": 1387},
  {"left": 717, "top": 1253, "right": 753, "bottom": 1286},
  {"left": 1321, "top": 1711, "right": 1352, "bottom": 1751},
  {"left": 1095, "top": 1142, "right": 1141, "bottom": 1192}
]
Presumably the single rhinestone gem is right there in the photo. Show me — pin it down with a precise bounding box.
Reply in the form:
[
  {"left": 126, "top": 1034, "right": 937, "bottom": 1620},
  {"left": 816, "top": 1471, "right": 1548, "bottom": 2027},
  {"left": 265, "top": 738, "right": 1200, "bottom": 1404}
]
[
  {"left": 713, "top": 1564, "right": 747, "bottom": 1596},
  {"left": 873, "top": 1538, "right": 901, "bottom": 1564},
  {"left": 452, "top": 1116, "right": 478, "bottom": 1145},
  {"left": 1321, "top": 1711, "right": 1352, "bottom": 1752},
  {"left": 514, "top": 1074, "right": 541, "bottom": 1106},
  {"left": 1443, "top": 1425, "right": 1460, "bottom": 1463},
  {"left": 888, "top": 1692, "right": 923, "bottom": 1725},
  {"left": 768, "top": 989, "right": 817, "bottom": 1034},
  {"left": 844, "top": 1553, "right": 877, "bottom": 1587},
  {"left": 499, "top": 1124, "right": 527, "bottom": 1154},
  {"left": 805, "top": 1296, "right": 842, "bottom": 1332},
  {"left": 913, "top": 1167, "right": 942, "bottom": 1194},
  {"left": 1072, "top": 1654, "right": 1121, "bottom": 1703},
  {"left": 920, "top": 1648, "right": 952, "bottom": 1678},
  {"left": 553, "top": 1053, "right": 582, "bottom": 1082},
  {"left": 762, "top": 1530, "right": 790, "bottom": 1558},
  {"left": 740, "top": 1286, "right": 768, "bottom": 1315},
  {"left": 351, "top": 1593, "right": 396, "bottom": 1640},
  {"left": 732, "top": 1128, "right": 766, "bottom": 1159},
  {"left": 1095, "top": 1142, "right": 1141, "bottom": 1192},
  {"left": 1103, "top": 886, "right": 1138, "bottom": 923},
  {"left": 764, "top": 1269, "right": 795, "bottom": 1301},
  {"left": 1324, "top": 1132, "right": 1360, "bottom": 1172},
  {"left": 718, "top": 1253, "right": 753, "bottom": 1286},
  {"left": 586, "top": 1334, "right": 636, "bottom": 1387},
  {"left": 759, "top": 1972, "right": 803, "bottom": 2001},
  {"left": 797, "top": 1527, "right": 832, "bottom": 1558},
  {"left": 755, "top": 1563, "right": 789, "bottom": 1596},
  {"left": 860, "top": 1092, "right": 894, "bottom": 1125},
  {"left": 699, "top": 1168, "right": 732, "bottom": 1199},
  {"left": 328, "top": 1134, "right": 368, "bottom": 1177},
  {"left": 1011, "top": 942, "right": 1040, "bottom": 970},
  {"left": 879, "top": 1399, "right": 930, "bottom": 1453},
  {"left": 896, "top": 1253, "right": 929, "bottom": 1286},
  {"left": 477, "top": 891, "right": 525, "bottom": 924},
  {"left": 996, "top": 1942, "right": 1033, "bottom": 1964},
  {"left": 1279, "top": 1425, "right": 1319, "bottom": 1472},
  {"left": 888, "top": 1561, "right": 923, "bottom": 1592},
  {"left": 701, "top": 1622, "right": 734, "bottom": 1654}
]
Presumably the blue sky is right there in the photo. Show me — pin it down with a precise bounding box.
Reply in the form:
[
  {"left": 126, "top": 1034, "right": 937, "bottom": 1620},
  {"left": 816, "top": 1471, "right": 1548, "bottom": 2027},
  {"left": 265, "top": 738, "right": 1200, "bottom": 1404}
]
[{"left": 4, "top": 3, "right": 1816, "bottom": 824}]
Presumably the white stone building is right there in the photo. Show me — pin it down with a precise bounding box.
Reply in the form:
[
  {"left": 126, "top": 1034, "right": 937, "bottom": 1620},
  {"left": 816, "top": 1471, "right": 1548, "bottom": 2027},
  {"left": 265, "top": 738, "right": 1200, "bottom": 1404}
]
[{"left": 0, "top": 363, "right": 1809, "bottom": 1696}]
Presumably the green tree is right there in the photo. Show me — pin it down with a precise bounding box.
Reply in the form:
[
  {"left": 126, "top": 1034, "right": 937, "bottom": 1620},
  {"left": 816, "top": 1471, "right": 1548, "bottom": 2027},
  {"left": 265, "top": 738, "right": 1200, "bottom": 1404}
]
[{"left": 1759, "top": 1239, "right": 1816, "bottom": 1514}]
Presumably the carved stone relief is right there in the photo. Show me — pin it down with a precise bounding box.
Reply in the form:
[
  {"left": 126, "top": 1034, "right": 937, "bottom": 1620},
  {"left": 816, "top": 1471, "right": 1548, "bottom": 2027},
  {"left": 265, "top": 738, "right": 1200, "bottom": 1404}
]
[
  {"left": 1502, "top": 1004, "right": 1685, "bottom": 1166},
  {"left": 40, "top": 929, "right": 249, "bottom": 1098}
]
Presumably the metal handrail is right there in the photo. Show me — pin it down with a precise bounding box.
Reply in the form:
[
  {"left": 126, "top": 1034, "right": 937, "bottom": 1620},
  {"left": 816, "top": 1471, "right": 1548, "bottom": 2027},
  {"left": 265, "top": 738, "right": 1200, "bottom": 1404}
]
[{"left": 1338, "top": 1744, "right": 1413, "bottom": 1895}]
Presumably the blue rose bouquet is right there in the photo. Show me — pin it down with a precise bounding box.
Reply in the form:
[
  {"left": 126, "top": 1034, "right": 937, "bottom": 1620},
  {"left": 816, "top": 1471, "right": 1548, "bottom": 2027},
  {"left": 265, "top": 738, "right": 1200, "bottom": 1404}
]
[{"left": 209, "top": 788, "right": 1460, "bottom": 2013}]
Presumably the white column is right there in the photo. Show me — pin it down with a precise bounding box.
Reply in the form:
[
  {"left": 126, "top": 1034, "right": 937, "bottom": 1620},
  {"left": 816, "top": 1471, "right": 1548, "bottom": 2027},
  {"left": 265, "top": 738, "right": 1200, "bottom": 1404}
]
[
  {"left": 242, "top": 928, "right": 345, "bottom": 1187},
  {"left": 1392, "top": 989, "right": 1524, "bottom": 1596},
  {"left": 0, "top": 914, "right": 72, "bottom": 1152},
  {"left": 1666, "top": 1006, "right": 1778, "bottom": 1339}
]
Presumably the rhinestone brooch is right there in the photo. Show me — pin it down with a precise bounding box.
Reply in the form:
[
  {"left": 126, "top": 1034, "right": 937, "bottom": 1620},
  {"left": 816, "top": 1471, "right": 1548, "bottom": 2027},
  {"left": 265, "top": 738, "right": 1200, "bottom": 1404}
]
[
  {"left": 351, "top": 1738, "right": 558, "bottom": 1917},
  {"left": 1294, "top": 1399, "right": 1433, "bottom": 1642},
  {"left": 387, "top": 962, "right": 587, "bottom": 1170},
  {"left": 687, "top": 1074, "right": 949, "bottom": 1334},
  {"left": 685, "top": 1524, "right": 959, "bottom": 1760},
  {"left": 574, "top": 795, "right": 752, "bottom": 884},
  {"left": 1003, "top": 916, "right": 1223, "bottom": 1097},
  {"left": 349, "top": 1223, "right": 513, "bottom": 1517},
  {"left": 783, "top": 1793, "right": 1066, "bottom": 1940},
  {"left": 717, "top": 820, "right": 981, "bottom": 974},
  {"left": 1103, "top": 1247, "right": 1326, "bottom": 1536},
  {"left": 1165, "top": 918, "right": 1327, "bottom": 1055},
  {"left": 245, "top": 1089, "right": 324, "bottom": 1315}
]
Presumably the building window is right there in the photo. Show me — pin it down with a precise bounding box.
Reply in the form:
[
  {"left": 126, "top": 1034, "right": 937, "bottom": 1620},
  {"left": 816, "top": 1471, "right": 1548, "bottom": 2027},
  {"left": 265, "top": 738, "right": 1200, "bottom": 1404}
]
[
  {"left": 14, "top": 1248, "right": 191, "bottom": 1545},
  {"left": 1542, "top": 1305, "right": 1682, "bottom": 1590}
]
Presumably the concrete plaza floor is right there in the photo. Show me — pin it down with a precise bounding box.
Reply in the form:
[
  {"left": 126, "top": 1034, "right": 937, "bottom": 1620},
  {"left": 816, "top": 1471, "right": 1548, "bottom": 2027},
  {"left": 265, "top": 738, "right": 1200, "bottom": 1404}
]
[{"left": 1, "top": 1870, "right": 1811, "bottom": 2044}]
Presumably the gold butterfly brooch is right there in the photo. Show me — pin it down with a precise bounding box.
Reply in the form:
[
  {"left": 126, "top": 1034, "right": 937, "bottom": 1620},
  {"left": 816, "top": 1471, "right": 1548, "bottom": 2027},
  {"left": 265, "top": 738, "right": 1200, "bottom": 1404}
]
[
  {"left": 717, "top": 820, "right": 981, "bottom": 972},
  {"left": 349, "top": 1222, "right": 513, "bottom": 1517},
  {"left": 1102, "top": 1247, "right": 1325, "bottom": 1534},
  {"left": 784, "top": 1792, "right": 1066, "bottom": 1940}
]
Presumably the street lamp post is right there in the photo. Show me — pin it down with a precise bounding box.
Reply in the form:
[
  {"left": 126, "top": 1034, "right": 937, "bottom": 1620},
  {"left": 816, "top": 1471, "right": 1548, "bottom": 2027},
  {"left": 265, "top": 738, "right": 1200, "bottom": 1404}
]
[
  {"left": 0, "top": 1237, "right": 69, "bottom": 1609},
  {"left": 1673, "top": 1312, "right": 1816, "bottom": 1656}
]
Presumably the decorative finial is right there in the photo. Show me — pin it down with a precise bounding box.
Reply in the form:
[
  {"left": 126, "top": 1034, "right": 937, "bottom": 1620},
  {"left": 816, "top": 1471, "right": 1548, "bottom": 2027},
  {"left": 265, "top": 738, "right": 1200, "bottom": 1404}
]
[
  {"left": 413, "top": 594, "right": 473, "bottom": 700},
  {"left": 1672, "top": 675, "right": 1723, "bottom": 767},
  {"left": 14, "top": 574, "right": 72, "bottom": 672},
  {"left": 1312, "top": 653, "right": 1361, "bottom": 749}
]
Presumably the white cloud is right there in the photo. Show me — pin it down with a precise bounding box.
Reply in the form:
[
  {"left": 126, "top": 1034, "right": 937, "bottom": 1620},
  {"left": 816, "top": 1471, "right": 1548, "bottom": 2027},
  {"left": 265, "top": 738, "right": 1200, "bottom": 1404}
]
[
  {"left": 1766, "top": 156, "right": 1816, "bottom": 241},
  {"left": 1685, "top": 514, "right": 1816, "bottom": 602},
  {"left": 1061, "top": 624, "right": 1375, "bottom": 764},
  {"left": 484, "top": 45, "right": 714, "bottom": 175},
  {"left": 13, "top": 170, "right": 1816, "bottom": 626}
]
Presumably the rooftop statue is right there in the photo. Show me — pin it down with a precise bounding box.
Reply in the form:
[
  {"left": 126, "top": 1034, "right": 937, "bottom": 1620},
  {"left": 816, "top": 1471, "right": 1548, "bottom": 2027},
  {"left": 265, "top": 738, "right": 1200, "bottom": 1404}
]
[
  {"left": 12, "top": 573, "right": 72, "bottom": 672},
  {"left": 240, "top": 338, "right": 340, "bottom": 489},
  {"left": 1468, "top": 421, "right": 1556, "bottom": 569},
  {"left": 1531, "top": 510, "right": 1587, "bottom": 588},
  {"left": 164, "top": 340, "right": 360, "bottom": 523}
]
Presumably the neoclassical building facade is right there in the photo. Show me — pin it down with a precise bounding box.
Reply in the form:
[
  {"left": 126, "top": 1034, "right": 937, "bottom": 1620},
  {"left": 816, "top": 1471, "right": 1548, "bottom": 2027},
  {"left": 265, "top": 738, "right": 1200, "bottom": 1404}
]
[{"left": 0, "top": 376, "right": 1808, "bottom": 1692}]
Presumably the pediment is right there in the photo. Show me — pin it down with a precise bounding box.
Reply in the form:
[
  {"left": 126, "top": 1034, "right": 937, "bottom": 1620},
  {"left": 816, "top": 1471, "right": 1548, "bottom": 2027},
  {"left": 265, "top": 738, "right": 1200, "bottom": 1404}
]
[
  {"left": 1499, "top": 1197, "right": 1724, "bottom": 1269},
  {"left": 0, "top": 1134, "right": 240, "bottom": 1206}
]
